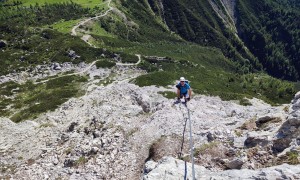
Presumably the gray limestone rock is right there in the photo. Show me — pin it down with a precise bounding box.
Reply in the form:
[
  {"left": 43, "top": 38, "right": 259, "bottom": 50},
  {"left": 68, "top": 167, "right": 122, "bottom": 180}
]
[
  {"left": 143, "top": 156, "right": 300, "bottom": 179},
  {"left": 0, "top": 40, "right": 6, "bottom": 48},
  {"left": 275, "top": 91, "right": 300, "bottom": 152},
  {"left": 64, "top": 158, "right": 76, "bottom": 167},
  {"left": 51, "top": 62, "right": 62, "bottom": 70},
  {"left": 225, "top": 158, "right": 243, "bottom": 169},
  {"left": 244, "top": 131, "right": 272, "bottom": 148},
  {"left": 144, "top": 160, "right": 158, "bottom": 174},
  {"left": 256, "top": 115, "right": 282, "bottom": 128},
  {"left": 134, "top": 93, "right": 151, "bottom": 113},
  {"left": 233, "top": 136, "right": 247, "bottom": 148}
]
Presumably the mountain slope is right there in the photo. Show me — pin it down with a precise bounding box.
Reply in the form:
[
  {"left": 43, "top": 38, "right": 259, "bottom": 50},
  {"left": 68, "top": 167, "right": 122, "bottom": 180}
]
[
  {"left": 0, "top": 0, "right": 300, "bottom": 179},
  {"left": 146, "top": 0, "right": 261, "bottom": 73},
  {"left": 0, "top": 0, "right": 298, "bottom": 115},
  {"left": 140, "top": 0, "right": 300, "bottom": 81},
  {"left": 236, "top": 0, "right": 300, "bottom": 80}
]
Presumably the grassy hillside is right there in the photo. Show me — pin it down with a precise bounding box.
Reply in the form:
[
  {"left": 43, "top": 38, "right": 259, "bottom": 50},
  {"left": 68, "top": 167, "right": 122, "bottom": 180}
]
[{"left": 1, "top": 75, "right": 88, "bottom": 123}]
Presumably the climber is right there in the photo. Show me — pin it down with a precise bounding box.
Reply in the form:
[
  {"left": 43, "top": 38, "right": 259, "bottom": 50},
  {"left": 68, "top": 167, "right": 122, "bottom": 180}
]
[{"left": 176, "top": 77, "right": 192, "bottom": 103}]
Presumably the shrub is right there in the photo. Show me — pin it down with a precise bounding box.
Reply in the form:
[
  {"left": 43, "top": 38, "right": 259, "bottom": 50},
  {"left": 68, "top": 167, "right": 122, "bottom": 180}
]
[
  {"left": 194, "top": 141, "right": 222, "bottom": 157},
  {"left": 9, "top": 75, "right": 87, "bottom": 122},
  {"left": 286, "top": 151, "right": 299, "bottom": 165},
  {"left": 239, "top": 98, "right": 252, "bottom": 106},
  {"left": 135, "top": 71, "right": 176, "bottom": 87},
  {"left": 119, "top": 52, "right": 138, "bottom": 63},
  {"left": 75, "top": 156, "right": 88, "bottom": 167},
  {"left": 95, "top": 59, "right": 116, "bottom": 68},
  {"left": 158, "top": 91, "right": 177, "bottom": 99},
  {"left": 137, "top": 60, "right": 158, "bottom": 72}
]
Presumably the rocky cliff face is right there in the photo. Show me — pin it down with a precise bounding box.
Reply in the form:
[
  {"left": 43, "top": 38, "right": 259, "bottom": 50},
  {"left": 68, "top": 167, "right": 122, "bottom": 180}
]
[
  {"left": 0, "top": 66, "right": 299, "bottom": 179},
  {"left": 220, "top": 0, "right": 236, "bottom": 20},
  {"left": 209, "top": 0, "right": 237, "bottom": 32},
  {"left": 275, "top": 92, "right": 300, "bottom": 153}
]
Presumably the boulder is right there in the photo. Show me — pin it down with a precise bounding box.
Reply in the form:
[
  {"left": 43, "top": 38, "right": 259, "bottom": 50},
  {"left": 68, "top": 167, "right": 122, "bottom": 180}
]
[
  {"left": 90, "top": 147, "right": 99, "bottom": 155},
  {"left": 143, "top": 156, "right": 300, "bottom": 179},
  {"left": 68, "top": 50, "right": 80, "bottom": 59},
  {"left": 207, "top": 132, "right": 216, "bottom": 142},
  {"left": 52, "top": 156, "right": 59, "bottom": 165},
  {"left": 134, "top": 94, "right": 151, "bottom": 113},
  {"left": 92, "top": 130, "right": 101, "bottom": 138},
  {"left": 60, "top": 133, "right": 69, "bottom": 143},
  {"left": 272, "top": 138, "right": 292, "bottom": 153},
  {"left": 63, "top": 158, "right": 76, "bottom": 167},
  {"left": 0, "top": 40, "right": 6, "bottom": 48},
  {"left": 244, "top": 132, "right": 271, "bottom": 148},
  {"left": 67, "top": 122, "right": 78, "bottom": 132},
  {"left": 225, "top": 158, "right": 244, "bottom": 169},
  {"left": 255, "top": 113, "right": 284, "bottom": 129},
  {"left": 144, "top": 160, "right": 157, "bottom": 174},
  {"left": 233, "top": 136, "right": 247, "bottom": 148},
  {"left": 277, "top": 91, "right": 300, "bottom": 139},
  {"left": 53, "top": 63, "right": 61, "bottom": 70}
]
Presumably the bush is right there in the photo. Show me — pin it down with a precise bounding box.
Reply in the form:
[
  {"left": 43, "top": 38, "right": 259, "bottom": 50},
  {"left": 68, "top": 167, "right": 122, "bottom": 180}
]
[
  {"left": 194, "top": 141, "right": 226, "bottom": 159},
  {"left": 158, "top": 91, "right": 177, "bottom": 99},
  {"left": 137, "top": 60, "right": 158, "bottom": 72},
  {"left": 239, "top": 98, "right": 252, "bottom": 106},
  {"left": 119, "top": 52, "right": 138, "bottom": 63},
  {"left": 135, "top": 71, "right": 176, "bottom": 87},
  {"left": 287, "top": 151, "right": 299, "bottom": 165},
  {"left": 95, "top": 59, "right": 116, "bottom": 68}
]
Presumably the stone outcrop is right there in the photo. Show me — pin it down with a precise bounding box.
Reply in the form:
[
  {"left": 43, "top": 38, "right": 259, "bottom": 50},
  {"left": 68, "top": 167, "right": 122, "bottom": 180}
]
[
  {"left": 209, "top": 0, "right": 237, "bottom": 32},
  {"left": 68, "top": 50, "right": 80, "bottom": 59},
  {"left": 278, "top": 91, "right": 300, "bottom": 138},
  {"left": 274, "top": 91, "right": 300, "bottom": 153},
  {"left": 244, "top": 131, "right": 272, "bottom": 148},
  {"left": 144, "top": 156, "right": 300, "bottom": 179},
  {"left": 0, "top": 40, "right": 7, "bottom": 48}
]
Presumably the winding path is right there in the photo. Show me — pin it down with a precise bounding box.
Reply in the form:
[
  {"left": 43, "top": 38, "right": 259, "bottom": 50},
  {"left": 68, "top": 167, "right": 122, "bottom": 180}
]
[
  {"left": 71, "top": 0, "right": 142, "bottom": 67},
  {"left": 34, "top": 54, "right": 141, "bottom": 84},
  {"left": 71, "top": 0, "right": 113, "bottom": 36}
]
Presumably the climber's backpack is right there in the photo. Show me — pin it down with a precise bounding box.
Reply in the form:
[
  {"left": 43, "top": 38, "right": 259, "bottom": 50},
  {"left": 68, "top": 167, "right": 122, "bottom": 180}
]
[{"left": 176, "top": 80, "right": 190, "bottom": 89}]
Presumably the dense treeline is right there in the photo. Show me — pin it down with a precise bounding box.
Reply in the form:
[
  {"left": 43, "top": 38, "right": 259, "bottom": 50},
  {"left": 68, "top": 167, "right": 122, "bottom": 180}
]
[{"left": 236, "top": 0, "right": 300, "bottom": 81}]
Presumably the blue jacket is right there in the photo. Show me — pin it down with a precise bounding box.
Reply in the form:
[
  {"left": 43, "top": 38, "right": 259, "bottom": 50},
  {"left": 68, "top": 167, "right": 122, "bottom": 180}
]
[{"left": 176, "top": 82, "right": 190, "bottom": 94}]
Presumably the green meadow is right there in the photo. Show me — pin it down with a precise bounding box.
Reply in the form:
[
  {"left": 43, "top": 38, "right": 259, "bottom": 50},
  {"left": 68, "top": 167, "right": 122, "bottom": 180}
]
[{"left": 51, "top": 19, "right": 81, "bottom": 34}]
